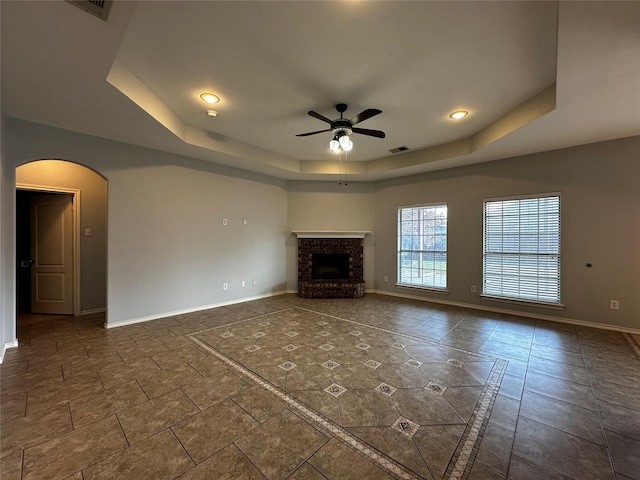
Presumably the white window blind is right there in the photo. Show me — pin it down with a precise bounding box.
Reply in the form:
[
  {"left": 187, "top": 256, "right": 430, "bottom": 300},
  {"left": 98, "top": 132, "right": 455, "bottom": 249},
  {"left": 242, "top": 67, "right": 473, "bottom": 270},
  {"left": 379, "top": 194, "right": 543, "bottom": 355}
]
[
  {"left": 483, "top": 195, "right": 560, "bottom": 303},
  {"left": 398, "top": 204, "right": 447, "bottom": 289}
]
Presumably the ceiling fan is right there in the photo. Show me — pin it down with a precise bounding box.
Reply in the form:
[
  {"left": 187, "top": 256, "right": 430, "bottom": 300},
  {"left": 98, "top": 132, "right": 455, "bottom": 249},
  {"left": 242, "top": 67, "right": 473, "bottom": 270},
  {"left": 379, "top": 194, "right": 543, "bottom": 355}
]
[{"left": 296, "top": 103, "right": 385, "bottom": 153}]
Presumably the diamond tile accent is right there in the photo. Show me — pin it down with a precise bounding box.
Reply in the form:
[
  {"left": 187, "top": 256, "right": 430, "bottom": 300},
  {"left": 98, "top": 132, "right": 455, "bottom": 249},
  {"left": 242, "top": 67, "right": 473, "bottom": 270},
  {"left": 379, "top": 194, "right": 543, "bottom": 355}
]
[
  {"left": 220, "top": 332, "right": 234, "bottom": 338},
  {"left": 321, "top": 360, "right": 340, "bottom": 370},
  {"left": 245, "top": 345, "right": 261, "bottom": 352},
  {"left": 285, "top": 331, "right": 299, "bottom": 338},
  {"left": 324, "top": 383, "right": 347, "bottom": 397},
  {"left": 350, "top": 330, "right": 363, "bottom": 337},
  {"left": 447, "top": 358, "right": 465, "bottom": 367},
  {"left": 375, "top": 382, "right": 397, "bottom": 397},
  {"left": 253, "top": 332, "right": 267, "bottom": 338},
  {"left": 282, "top": 344, "right": 298, "bottom": 352},
  {"left": 278, "top": 361, "right": 297, "bottom": 371},
  {"left": 289, "top": 321, "right": 300, "bottom": 326},
  {"left": 426, "top": 381, "right": 447, "bottom": 395},
  {"left": 355, "top": 343, "right": 371, "bottom": 350},
  {"left": 405, "top": 359, "right": 423, "bottom": 368},
  {"left": 318, "top": 331, "right": 331, "bottom": 337},
  {"left": 391, "top": 416, "right": 420, "bottom": 438},
  {"left": 319, "top": 343, "right": 335, "bottom": 351},
  {"left": 363, "top": 359, "right": 382, "bottom": 369},
  {"left": 189, "top": 305, "right": 508, "bottom": 480}
]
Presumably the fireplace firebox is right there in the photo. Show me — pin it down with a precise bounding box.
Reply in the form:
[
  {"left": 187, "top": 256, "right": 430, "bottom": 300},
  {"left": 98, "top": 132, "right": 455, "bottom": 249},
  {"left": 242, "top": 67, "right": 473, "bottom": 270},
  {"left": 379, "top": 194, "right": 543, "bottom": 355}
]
[
  {"left": 312, "top": 253, "right": 350, "bottom": 280},
  {"left": 296, "top": 235, "right": 366, "bottom": 298}
]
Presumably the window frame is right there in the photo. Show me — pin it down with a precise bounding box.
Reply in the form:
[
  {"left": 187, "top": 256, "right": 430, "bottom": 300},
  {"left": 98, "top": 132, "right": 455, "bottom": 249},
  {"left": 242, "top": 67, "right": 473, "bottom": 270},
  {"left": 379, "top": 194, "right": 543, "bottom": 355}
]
[
  {"left": 482, "top": 193, "right": 562, "bottom": 307},
  {"left": 397, "top": 202, "right": 448, "bottom": 292}
]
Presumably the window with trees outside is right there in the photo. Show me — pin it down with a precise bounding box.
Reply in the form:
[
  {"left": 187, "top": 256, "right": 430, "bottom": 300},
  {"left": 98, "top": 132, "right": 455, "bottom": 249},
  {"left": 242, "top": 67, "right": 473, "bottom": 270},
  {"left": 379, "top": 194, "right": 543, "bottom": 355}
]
[
  {"left": 398, "top": 204, "right": 448, "bottom": 289},
  {"left": 483, "top": 194, "right": 561, "bottom": 304}
]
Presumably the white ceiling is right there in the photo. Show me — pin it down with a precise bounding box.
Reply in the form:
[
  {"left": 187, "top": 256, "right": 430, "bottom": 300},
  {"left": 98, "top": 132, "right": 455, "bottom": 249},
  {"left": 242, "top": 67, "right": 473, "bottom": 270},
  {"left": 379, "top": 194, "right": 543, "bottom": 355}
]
[{"left": 2, "top": 1, "right": 639, "bottom": 181}]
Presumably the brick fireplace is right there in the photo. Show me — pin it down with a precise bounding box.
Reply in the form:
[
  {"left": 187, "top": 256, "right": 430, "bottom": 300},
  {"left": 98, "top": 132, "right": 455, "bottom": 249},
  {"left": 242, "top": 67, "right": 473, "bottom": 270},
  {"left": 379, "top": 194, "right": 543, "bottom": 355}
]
[{"left": 294, "top": 231, "right": 369, "bottom": 299}]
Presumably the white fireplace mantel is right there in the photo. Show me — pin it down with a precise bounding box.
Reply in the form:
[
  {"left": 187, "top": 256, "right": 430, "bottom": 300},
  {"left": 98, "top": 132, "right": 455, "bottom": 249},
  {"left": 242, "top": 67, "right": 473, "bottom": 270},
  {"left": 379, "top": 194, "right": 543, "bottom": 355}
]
[{"left": 291, "top": 230, "right": 371, "bottom": 239}]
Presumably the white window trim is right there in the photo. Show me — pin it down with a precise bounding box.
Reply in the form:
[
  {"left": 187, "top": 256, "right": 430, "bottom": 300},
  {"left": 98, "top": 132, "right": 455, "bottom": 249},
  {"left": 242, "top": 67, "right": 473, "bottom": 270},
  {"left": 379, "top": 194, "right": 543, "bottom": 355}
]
[
  {"left": 397, "top": 202, "right": 448, "bottom": 290},
  {"left": 482, "top": 192, "right": 561, "bottom": 305}
]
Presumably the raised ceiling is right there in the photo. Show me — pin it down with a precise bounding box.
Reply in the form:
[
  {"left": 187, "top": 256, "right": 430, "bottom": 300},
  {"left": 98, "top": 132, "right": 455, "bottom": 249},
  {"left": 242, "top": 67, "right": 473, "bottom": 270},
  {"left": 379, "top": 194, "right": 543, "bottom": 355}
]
[{"left": 2, "top": 1, "right": 639, "bottom": 181}]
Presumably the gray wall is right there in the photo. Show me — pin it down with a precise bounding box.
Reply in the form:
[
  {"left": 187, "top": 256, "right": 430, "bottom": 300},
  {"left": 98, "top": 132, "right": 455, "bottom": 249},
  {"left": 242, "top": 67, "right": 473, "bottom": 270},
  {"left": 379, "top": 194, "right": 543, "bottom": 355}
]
[
  {"left": 3, "top": 118, "right": 289, "bottom": 328},
  {"left": 374, "top": 136, "right": 640, "bottom": 330},
  {"left": 16, "top": 160, "right": 108, "bottom": 313},
  {"left": 286, "top": 182, "right": 376, "bottom": 291},
  {"left": 1, "top": 115, "right": 18, "bottom": 360},
  {"left": 1, "top": 117, "right": 638, "bottom": 363}
]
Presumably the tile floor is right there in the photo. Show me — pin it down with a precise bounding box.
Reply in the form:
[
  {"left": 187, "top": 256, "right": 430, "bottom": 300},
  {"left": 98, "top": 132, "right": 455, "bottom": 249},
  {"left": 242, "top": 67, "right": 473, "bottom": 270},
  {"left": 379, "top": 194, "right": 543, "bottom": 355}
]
[{"left": 1, "top": 294, "right": 639, "bottom": 480}]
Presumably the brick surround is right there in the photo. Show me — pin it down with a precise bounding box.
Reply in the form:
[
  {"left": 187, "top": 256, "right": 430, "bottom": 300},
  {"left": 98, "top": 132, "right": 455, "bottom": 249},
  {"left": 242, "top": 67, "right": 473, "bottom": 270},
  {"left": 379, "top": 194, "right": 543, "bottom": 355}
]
[{"left": 297, "top": 238, "right": 366, "bottom": 298}]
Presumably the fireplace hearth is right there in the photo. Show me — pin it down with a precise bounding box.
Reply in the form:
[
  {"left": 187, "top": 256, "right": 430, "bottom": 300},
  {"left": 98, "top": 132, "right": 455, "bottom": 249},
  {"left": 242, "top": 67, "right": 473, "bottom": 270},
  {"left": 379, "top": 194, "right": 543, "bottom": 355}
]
[{"left": 294, "top": 233, "right": 367, "bottom": 298}]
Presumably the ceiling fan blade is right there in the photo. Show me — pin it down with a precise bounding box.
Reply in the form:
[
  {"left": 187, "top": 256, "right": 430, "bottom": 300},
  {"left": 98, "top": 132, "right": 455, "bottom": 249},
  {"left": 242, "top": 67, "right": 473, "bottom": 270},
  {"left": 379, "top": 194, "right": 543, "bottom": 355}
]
[
  {"left": 296, "top": 128, "right": 332, "bottom": 137},
  {"left": 307, "top": 111, "right": 334, "bottom": 124},
  {"left": 350, "top": 108, "right": 382, "bottom": 125},
  {"left": 352, "top": 127, "right": 386, "bottom": 139}
]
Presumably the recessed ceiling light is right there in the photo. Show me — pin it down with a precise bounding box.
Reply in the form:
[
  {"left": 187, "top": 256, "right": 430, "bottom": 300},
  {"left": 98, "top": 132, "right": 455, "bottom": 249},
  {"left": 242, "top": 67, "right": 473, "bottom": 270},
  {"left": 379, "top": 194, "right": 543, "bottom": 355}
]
[
  {"left": 206, "top": 110, "right": 217, "bottom": 117},
  {"left": 200, "top": 92, "right": 220, "bottom": 104},
  {"left": 449, "top": 110, "right": 468, "bottom": 120}
]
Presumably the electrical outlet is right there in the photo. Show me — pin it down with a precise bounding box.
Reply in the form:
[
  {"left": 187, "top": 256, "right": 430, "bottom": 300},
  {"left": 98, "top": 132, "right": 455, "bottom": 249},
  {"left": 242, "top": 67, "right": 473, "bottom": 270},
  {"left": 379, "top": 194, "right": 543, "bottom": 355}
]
[
  {"left": 253, "top": 279, "right": 257, "bottom": 286},
  {"left": 384, "top": 276, "right": 389, "bottom": 282},
  {"left": 470, "top": 285, "right": 477, "bottom": 293},
  {"left": 609, "top": 300, "right": 619, "bottom": 310},
  {"left": 223, "top": 283, "right": 228, "bottom": 291},
  {"left": 222, "top": 218, "right": 228, "bottom": 226},
  {"left": 241, "top": 281, "right": 246, "bottom": 287}
]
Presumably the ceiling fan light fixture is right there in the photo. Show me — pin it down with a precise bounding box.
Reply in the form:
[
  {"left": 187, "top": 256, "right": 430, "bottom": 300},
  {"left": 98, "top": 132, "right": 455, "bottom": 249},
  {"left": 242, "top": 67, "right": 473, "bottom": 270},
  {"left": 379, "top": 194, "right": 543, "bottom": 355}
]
[
  {"left": 449, "top": 110, "right": 468, "bottom": 120},
  {"left": 329, "top": 138, "right": 341, "bottom": 153},
  {"left": 200, "top": 92, "right": 220, "bottom": 104},
  {"left": 339, "top": 134, "right": 353, "bottom": 151}
]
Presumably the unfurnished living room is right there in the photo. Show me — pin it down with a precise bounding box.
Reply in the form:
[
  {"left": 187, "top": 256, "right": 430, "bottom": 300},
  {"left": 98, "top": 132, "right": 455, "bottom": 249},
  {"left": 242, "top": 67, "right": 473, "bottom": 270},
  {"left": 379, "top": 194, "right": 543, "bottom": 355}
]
[{"left": 1, "top": 1, "right": 639, "bottom": 479}]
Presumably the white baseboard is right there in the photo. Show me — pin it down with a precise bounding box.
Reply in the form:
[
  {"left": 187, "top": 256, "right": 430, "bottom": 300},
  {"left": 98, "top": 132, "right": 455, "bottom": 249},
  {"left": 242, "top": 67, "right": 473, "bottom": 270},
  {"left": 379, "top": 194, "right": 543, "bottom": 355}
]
[
  {"left": 105, "top": 291, "right": 289, "bottom": 329},
  {"left": 370, "top": 289, "right": 640, "bottom": 335},
  {"left": 0, "top": 340, "right": 19, "bottom": 364},
  {"left": 105, "top": 288, "right": 639, "bottom": 336}
]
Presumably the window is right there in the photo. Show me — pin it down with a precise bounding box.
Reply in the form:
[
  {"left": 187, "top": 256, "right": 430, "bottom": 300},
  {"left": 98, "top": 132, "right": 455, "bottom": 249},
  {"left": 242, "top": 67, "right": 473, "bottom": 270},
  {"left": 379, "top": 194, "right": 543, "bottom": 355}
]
[
  {"left": 483, "top": 194, "right": 560, "bottom": 304},
  {"left": 398, "top": 204, "right": 447, "bottom": 289}
]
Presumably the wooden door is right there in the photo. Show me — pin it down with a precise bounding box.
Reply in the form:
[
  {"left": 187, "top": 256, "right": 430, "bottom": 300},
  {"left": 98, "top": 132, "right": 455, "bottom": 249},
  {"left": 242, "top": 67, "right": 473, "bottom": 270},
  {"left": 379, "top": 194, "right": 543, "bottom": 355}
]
[{"left": 31, "top": 194, "right": 74, "bottom": 314}]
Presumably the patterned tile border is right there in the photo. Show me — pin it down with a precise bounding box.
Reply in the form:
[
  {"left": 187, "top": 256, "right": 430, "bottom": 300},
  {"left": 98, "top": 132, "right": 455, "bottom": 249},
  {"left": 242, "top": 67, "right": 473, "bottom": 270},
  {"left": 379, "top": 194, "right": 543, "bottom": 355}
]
[
  {"left": 623, "top": 333, "right": 640, "bottom": 361},
  {"left": 188, "top": 306, "right": 507, "bottom": 480},
  {"left": 192, "top": 332, "right": 422, "bottom": 479}
]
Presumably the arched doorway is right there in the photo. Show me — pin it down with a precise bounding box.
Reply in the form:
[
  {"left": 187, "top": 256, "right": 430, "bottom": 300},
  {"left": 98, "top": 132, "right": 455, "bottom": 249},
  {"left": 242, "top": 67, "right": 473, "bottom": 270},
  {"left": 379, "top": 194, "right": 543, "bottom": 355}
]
[{"left": 16, "top": 160, "right": 107, "bottom": 318}]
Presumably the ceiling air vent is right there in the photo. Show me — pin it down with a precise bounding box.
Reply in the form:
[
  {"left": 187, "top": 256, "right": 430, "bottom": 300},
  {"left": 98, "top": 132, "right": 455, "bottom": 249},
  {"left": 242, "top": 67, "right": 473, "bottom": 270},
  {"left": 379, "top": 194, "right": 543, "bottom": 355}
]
[
  {"left": 66, "top": 0, "right": 112, "bottom": 21},
  {"left": 389, "top": 146, "right": 410, "bottom": 154}
]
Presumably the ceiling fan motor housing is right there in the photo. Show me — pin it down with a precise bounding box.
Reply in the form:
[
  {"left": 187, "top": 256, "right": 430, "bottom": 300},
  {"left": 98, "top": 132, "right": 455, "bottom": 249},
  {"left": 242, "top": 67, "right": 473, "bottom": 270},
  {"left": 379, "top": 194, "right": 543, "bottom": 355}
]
[{"left": 331, "top": 119, "right": 353, "bottom": 138}]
